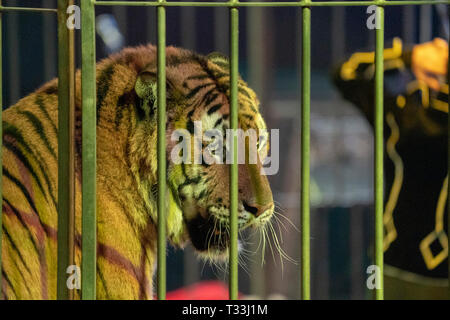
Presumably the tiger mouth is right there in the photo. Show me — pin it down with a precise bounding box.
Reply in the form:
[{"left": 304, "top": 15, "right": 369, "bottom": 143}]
[
  {"left": 186, "top": 215, "right": 230, "bottom": 252},
  {"left": 186, "top": 206, "right": 272, "bottom": 253}
]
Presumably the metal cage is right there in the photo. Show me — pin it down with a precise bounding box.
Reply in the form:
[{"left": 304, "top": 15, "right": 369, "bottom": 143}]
[{"left": 0, "top": 0, "right": 449, "bottom": 300}]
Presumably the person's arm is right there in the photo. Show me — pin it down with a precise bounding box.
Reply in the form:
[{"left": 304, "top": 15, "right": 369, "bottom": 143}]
[{"left": 411, "top": 38, "right": 448, "bottom": 91}]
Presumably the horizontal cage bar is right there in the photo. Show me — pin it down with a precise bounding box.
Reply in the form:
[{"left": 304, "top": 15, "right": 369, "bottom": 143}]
[
  {"left": 93, "top": 0, "right": 450, "bottom": 7},
  {"left": 0, "top": 6, "right": 57, "bottom": 13}
]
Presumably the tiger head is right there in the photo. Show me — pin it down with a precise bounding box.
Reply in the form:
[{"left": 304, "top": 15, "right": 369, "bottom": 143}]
[{"left": 132, "top": 47, "right": 274, "bottom": 260}]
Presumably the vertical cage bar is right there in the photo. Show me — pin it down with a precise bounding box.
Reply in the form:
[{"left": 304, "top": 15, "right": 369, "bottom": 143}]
[
  {"left": 229, "top": 4, "right": 239, "bottom": 301},
  {"left": 0, "top": 0, "right": 3, "bottom": 294},
  {"left": 67, "top": 3, "right": 76, "bottom": 300},
  {"left": 57, "top": 0, "right": 76, "bottom": 300},
  {"left": 81, "top": 0, "right": 97, "bottom": 300},
  {"left": 301, "top": 2, "right": 311, "bottom": 301},
  {"left": 157, "top": 0, "right": 167, "bottom": 301},
  {"left": 374, "top": 4, "right": 384, "bottom": 300}
]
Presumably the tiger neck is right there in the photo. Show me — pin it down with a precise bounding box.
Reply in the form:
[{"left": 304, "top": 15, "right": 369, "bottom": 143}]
[{"left": 93, "top": 92, "right": 156, "bottom": 228}]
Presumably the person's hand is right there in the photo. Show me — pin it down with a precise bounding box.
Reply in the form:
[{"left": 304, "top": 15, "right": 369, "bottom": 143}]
[{"left": 412, "top": 38, "right": 448, "bottom": 91}]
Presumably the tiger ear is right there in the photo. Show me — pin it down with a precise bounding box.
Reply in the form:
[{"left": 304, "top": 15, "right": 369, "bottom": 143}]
[
  {"left": 135, "top": 69, "right": 176, "bottom": 99},
  {"left": 135, "top": 70, "right": 157, "bottom": 99},
  {"left": 207, "top": 52, "right": 229, "bottom": 69},
  {"left": 135, "top": 70, "right": 158, "bottom": 117}
]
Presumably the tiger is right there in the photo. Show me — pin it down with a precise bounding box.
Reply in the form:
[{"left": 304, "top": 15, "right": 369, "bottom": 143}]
[{"left": 1, "top": 44, "right": 275, "bottom": 300}]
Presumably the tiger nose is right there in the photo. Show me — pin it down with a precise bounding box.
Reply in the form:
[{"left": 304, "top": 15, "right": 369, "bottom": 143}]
[{"left": 243, "top": 201, "right": 273, "bottom": 217}]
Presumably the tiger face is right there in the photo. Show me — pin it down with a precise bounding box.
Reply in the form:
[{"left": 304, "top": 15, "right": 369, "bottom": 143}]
[{"left": 134, "top": 49, "right": 274, "bottom": 259}]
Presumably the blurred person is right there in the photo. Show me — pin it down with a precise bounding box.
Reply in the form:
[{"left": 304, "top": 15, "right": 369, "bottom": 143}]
[{"left": 334, "top": 38, "right": 448, "bottom": 299}]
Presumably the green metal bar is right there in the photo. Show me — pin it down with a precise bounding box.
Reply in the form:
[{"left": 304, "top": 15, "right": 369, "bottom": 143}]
[
  {"left": 0, "top": 6, "right": 57, "bottom": 13},
  {"left": 93, "top": 1, "right": 450, "bottom": 7},
  {"left": 157, "top": 0, "right": 167, "bottom": 301},
  {"left": 229, "top": 4, "right": 239, "bottom": 301},
  {"left": 301, "top": 1, "right": 311, "bottom": 301},
  {"left": 81, "top": 0, "right": 97, "bottom": 300},
  {"left": 0, "top": 0, "right": 3, "bottom": 298},
  {"left": 57, "top": 0, "right": 76, "bottom": 300},
  {"left": 67, "top": 5, "right": 76, "bottom": 300},
  {"left": 374, "top": 4, "right": 384, "bottom": 300}
]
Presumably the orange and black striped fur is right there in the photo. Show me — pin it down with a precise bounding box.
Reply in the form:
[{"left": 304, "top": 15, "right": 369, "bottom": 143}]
[{"left": 1, "top": 45, "right": 274, "bottom": 299}]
